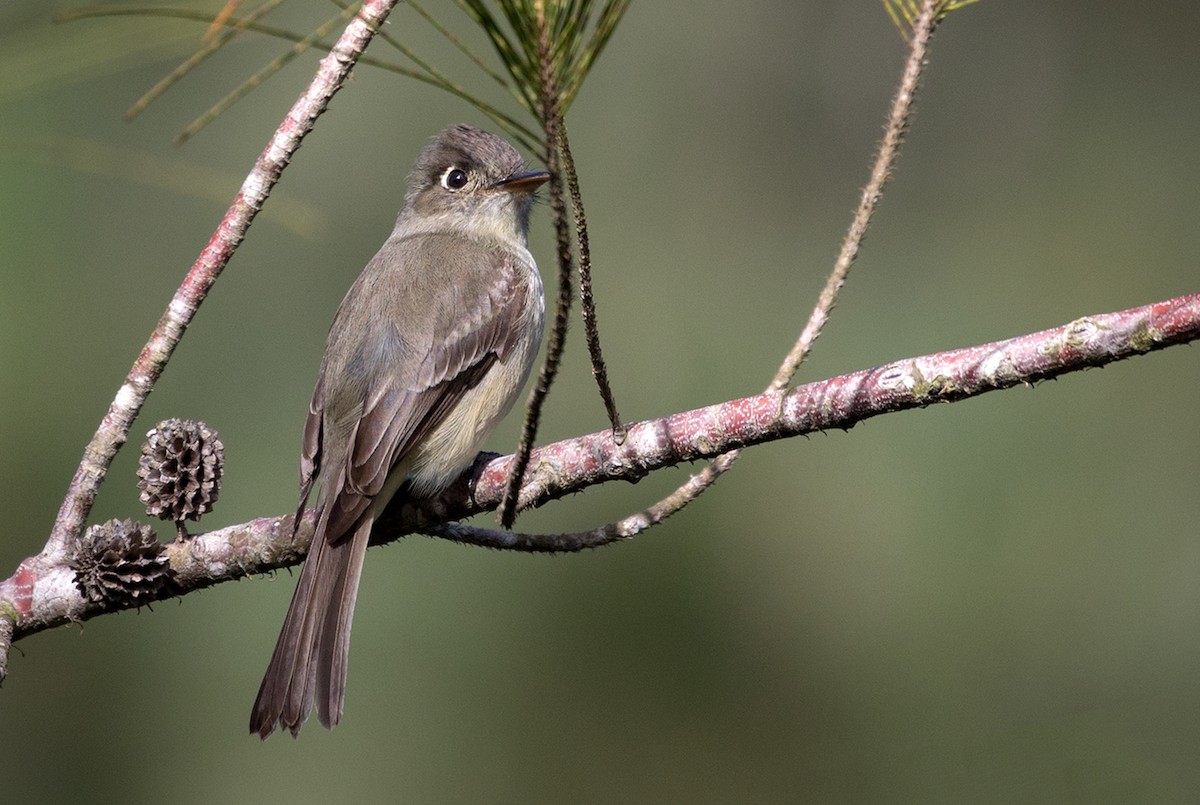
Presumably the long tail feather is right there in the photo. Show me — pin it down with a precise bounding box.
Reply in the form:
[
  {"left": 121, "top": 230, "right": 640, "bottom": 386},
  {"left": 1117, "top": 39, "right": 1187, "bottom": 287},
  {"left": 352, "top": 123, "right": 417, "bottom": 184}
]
[{"left": 249, "top": 515, "right": 372, "bottom": 739}]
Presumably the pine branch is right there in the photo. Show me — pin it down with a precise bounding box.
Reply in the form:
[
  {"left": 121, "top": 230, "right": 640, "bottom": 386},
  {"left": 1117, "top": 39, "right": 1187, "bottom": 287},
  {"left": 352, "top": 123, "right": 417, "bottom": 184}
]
[{"left": 8, "top": 0, "right": 401, "bottom": 679}]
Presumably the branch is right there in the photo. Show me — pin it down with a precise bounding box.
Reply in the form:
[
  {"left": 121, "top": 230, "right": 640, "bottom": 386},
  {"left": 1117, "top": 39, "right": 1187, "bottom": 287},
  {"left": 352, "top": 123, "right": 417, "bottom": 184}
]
[
  {"left": 499, "top": 8, "right": 572, "bottom": 528},
  {"left": 4, "top": 0, "right": 400, "bottom": 680},
  {"left": 45, "top": 0, "right": 396, "bottom": 564},
  {"left": 4, "top": 292, "right": 1195, "bottom": 647},
  {"left": 580, "top": 0, "right": 942, "bottom": 548}
]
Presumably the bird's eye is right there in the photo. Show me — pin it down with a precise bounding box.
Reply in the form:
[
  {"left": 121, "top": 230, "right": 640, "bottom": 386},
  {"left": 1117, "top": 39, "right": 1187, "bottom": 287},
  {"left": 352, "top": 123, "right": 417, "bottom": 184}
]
[{"left": 441, "top": 167, "right": 469, "bottom": 190}]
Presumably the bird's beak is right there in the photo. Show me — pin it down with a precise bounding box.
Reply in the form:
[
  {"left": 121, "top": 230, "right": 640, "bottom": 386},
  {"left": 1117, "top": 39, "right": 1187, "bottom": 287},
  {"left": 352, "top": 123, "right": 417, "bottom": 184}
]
[{"left": 491, "top": 170, "right": 550, "bottom": 194}]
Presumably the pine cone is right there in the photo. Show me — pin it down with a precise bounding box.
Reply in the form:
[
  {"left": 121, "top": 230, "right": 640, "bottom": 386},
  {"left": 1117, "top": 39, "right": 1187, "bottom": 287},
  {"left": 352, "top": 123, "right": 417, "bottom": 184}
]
[
  {"left": 71, "top": 519, "right": 170, "bottom": 609},
  {"left": 137, "top": 418, "right": 224, "bottom": 532}
]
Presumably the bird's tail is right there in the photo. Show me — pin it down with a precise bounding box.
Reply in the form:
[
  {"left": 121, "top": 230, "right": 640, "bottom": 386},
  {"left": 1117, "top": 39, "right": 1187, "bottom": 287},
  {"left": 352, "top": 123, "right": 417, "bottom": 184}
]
[{"left": 249, "top": 514, "right": 372, "bottom": 739}]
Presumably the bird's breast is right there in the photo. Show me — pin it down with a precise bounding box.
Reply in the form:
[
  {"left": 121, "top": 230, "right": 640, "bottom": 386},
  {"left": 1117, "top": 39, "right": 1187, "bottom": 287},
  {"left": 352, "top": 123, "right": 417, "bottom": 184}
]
[{"left": 405, "top": 252, "right": 544, "bottom": 498}]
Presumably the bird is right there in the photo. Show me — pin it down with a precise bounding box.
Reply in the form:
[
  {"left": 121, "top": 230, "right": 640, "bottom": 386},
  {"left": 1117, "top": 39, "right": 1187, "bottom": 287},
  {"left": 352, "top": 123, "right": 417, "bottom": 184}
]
[{"left": 250, "top": 124, "right": 548, "bottom": 738}]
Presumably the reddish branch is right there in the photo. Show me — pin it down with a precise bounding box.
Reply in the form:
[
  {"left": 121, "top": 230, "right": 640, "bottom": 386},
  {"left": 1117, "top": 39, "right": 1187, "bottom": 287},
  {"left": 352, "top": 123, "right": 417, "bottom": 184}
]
[
  {"left": 4, "top": 292, "right": 1196, "bottom": 643},
  {"left": 0, "top": 1, "right": 399, "bottom": 679}
]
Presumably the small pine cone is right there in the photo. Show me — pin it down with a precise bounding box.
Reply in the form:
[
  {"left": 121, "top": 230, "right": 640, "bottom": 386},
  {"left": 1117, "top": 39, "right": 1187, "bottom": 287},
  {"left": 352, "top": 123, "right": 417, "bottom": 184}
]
[
  {"left": 71, "top": 519, "right": 170, "bottom": 609},
  {"left": 137, "top": 418, "right": 224, "bottom": 528}
]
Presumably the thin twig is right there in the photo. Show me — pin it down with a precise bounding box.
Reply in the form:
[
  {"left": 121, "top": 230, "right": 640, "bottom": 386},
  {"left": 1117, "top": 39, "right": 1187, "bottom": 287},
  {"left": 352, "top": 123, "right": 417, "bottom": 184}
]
[
  {"left": 773, "top": 0, "right": 937, "bottom": 390},
  {"left": 499, "top": 4, "right": 571, "bottom": 528},
  {"left": 883, "top": 0, "right": 981, "bottom": 37},
  {"left": 515, "top": 0, "right": 944, "bottom": 543},
  {"left": 41, "top": 0, "right": 398, "bottom": 564},
  {"left": 560, "top": 118, "right": 624, "bottom": 440},
  {"left": 425, "top": 450, "right": 737, "bottom": 550}
]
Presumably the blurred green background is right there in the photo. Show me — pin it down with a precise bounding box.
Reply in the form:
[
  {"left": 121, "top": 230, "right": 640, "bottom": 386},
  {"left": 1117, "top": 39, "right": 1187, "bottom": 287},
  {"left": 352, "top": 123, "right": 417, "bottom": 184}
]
[{"left": 2, "top": 2, "right": 1199, "bottom": 802}]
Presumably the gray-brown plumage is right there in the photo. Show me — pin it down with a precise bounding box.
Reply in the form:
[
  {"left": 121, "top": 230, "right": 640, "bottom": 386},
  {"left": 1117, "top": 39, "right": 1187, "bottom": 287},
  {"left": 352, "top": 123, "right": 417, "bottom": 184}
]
[{"left": 250, "top": 125, "right": 547, "bottom": 739}]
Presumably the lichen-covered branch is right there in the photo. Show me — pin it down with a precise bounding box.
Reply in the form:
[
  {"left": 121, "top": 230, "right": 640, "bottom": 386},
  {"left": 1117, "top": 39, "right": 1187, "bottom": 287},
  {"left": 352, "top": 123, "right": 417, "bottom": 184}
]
[{"left": 3, "top": 291, "right": 1195, "bottom": 646}]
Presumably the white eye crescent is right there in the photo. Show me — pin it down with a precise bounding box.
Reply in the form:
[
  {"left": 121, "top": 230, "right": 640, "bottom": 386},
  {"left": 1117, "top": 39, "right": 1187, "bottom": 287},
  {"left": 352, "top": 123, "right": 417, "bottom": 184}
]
[{"left": 441, "top": 167, "right": 468, "bottom": 190}]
